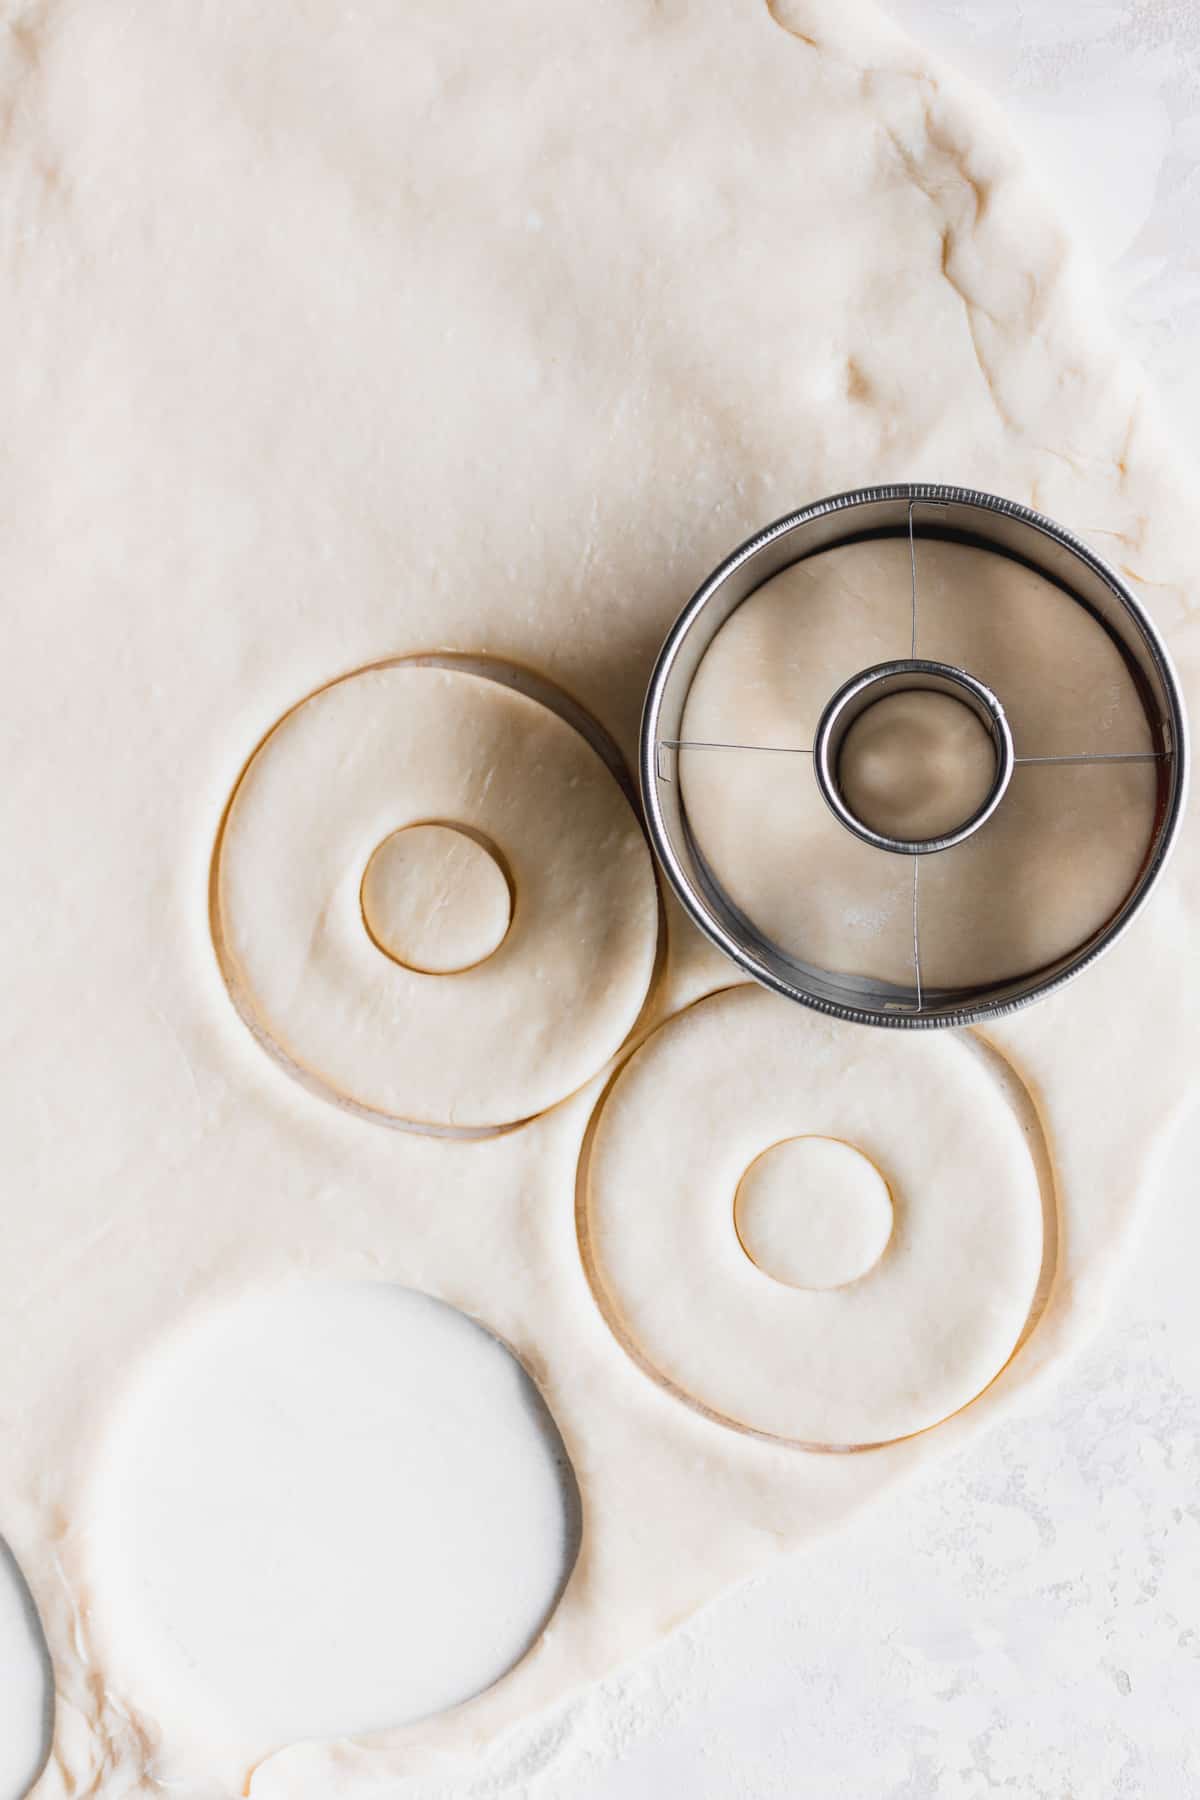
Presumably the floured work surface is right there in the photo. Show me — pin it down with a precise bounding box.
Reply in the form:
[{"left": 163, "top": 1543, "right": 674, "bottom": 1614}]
[{"left": 1, "top": 0, "right": 1198, "bottom": 1793}]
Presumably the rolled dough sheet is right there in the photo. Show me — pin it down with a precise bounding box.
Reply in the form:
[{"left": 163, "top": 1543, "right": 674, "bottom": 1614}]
[{"left": 0, "top": 0, "right": 1197, "bottom": 1794}]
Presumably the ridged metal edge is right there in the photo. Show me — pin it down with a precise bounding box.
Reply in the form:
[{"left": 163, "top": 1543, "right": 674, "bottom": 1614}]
[{"left": 640, "top": 483, "right": 1190, "bottom": 1031}]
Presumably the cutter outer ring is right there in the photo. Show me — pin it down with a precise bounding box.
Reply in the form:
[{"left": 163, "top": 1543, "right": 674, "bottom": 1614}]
[{"left": 639, "top": 482, "right": 1190, "bottom": 1030}]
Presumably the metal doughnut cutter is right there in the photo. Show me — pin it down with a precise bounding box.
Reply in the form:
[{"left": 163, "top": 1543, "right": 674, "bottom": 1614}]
[{"left": 640, "top": 484, "right": 1189, "bottom": 1028}]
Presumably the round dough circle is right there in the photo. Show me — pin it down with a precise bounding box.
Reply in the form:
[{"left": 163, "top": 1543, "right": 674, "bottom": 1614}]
[
  {"left": 360, "top": 823, "right": 512, "bottom": 975},
  {"left": 85, "top": 1284, "right": 579, "bottom": 1756},
  {"left": 734, "top": 1136, "right": 894, "bottom": 1291},
  {"left": 581, "top": 984, "right": 1045, "bottom": 1446},
  {"left": 838, "top": 690, "right": 996, "bottom": 843},
  {"left": 214, "top": 662, "right": 658, "bottom": 1129}
]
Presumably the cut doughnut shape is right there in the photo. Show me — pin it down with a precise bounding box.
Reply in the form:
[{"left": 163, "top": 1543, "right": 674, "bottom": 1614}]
[
  {"left": 579, "top": 985, "right": 1048, "bottom": 1447},
  {"left": 213, "top": 662, "right": 658, "bottom": 1130},
  {"left": 84, "top": 1284, "right": 580, "bottom": 1778}
]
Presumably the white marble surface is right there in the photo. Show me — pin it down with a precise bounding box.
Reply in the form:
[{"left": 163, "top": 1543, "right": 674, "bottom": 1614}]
[{"left": 4, "top": 3, "right": 1199, "bottom": 1795}]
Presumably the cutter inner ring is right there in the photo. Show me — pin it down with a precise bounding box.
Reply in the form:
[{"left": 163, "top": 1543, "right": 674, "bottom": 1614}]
[{"left": 813, "top": 659, "right": 1015, "bottom": 855}]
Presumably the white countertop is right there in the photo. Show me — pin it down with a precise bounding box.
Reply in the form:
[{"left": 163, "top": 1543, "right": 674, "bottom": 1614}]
[{"left": 4, "top": 4, "right": 1198, "bottom": 1795}]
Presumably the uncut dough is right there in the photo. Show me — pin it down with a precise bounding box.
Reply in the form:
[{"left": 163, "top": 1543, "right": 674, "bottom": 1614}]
[
  {"left": 681, "top": 538, "right": 1158, "bottom": 988},
  {"left": 581, "top": 984, "right": 1045, "bottom": 1445},
  {"left": 1, "top": 0, "right": 1199, "bottom": 1794},
  {"left": 214, "top": 662, "right": 658, "bottom": 1129}
]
